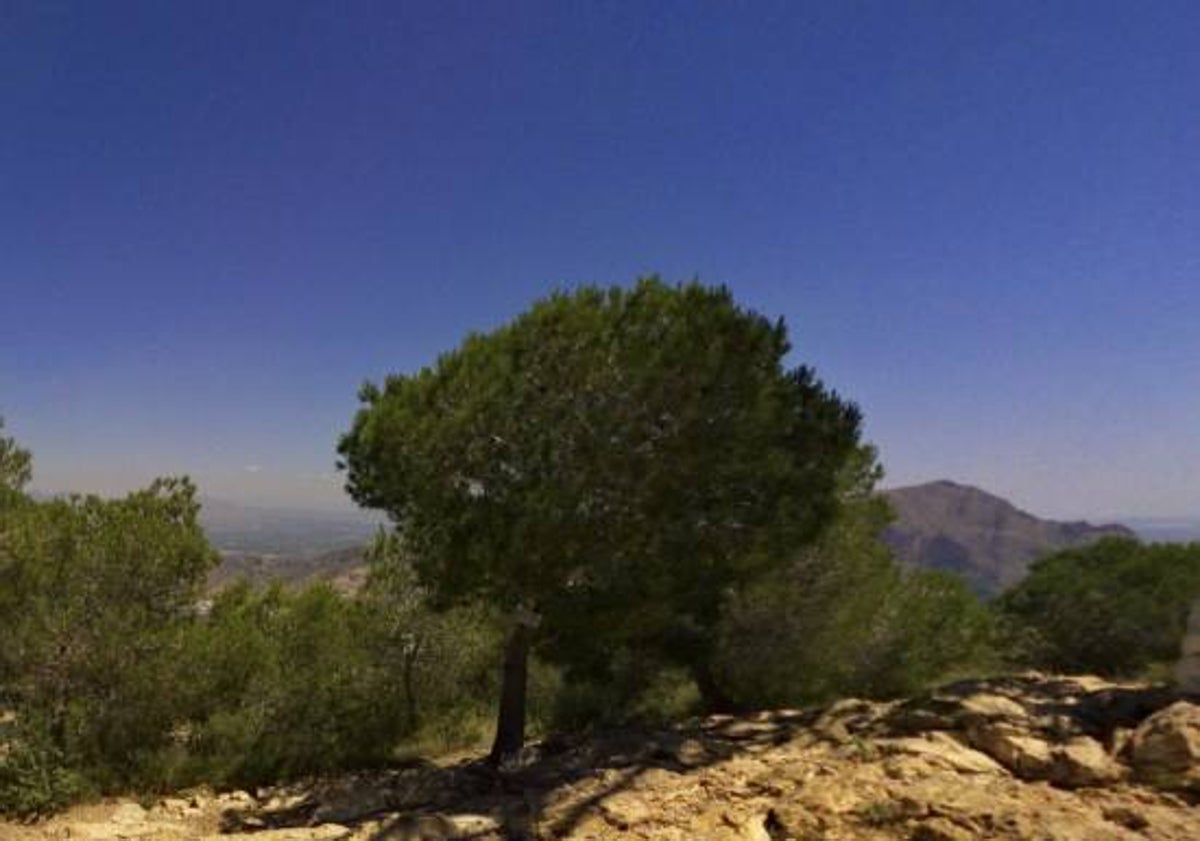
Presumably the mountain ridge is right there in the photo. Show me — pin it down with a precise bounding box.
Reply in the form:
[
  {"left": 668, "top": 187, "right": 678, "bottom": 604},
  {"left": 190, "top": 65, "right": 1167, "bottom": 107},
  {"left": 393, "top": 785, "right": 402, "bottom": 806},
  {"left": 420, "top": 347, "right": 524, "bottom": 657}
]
[{"left": 882, "top": 479, "right": 1136, "bottom": 596}]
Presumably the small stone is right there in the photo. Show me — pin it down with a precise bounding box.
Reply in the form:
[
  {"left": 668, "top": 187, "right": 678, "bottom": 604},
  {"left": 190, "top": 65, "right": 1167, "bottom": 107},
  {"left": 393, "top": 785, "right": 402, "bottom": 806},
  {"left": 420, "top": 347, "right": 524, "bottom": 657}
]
[
  {"left": 1102, "top": 805, "right": 1150, "bottom": 831},
  {"left": 911, "top": 817, "right": 974, "bottom": 841}
]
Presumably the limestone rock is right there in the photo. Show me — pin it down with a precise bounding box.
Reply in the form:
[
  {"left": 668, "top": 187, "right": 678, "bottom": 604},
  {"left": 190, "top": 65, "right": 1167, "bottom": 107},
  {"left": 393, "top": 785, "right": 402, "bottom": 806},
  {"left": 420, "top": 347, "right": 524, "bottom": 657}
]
[
  {"left": 1131, "top": 701, "right": 1200, "bottom": 787},
  {"left": 965, "top": 720, "right": 1055, "bottom": 778},
  {"left": 1052, "top": 737, "right": 1126, "bottom": 787},
  {"left": 958, "top": 692, "right": 1027, "bottom": 722},
  {"left": 8, "top": 674, "right": 1200, "bottom": 841},
  {"left": 108, "top": 803, "right": 147, "bottom": 825},
  {"left": 880, "top": 732, "right": 1007, "bottom": 776},
  {"left": 911, "top": 817, "right": 974, "bottom": 841}
]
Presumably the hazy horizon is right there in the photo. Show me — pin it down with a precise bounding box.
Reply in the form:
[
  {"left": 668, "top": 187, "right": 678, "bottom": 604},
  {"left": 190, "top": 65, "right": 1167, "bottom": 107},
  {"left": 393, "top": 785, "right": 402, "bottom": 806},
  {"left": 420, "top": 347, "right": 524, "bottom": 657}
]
[{"left": 4, "top": 2, "right": 1198, "bottom": 521}]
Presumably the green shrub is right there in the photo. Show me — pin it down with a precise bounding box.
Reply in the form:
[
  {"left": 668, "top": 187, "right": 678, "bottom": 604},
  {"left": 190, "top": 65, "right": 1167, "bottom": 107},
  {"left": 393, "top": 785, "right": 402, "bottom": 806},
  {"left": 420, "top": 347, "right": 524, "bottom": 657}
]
[
  {"left": 166, "top": 582, "right": 411, "bottom": 788},
  {"left": 716, "top": 451, "right": 997, "bottom": 707},
  {"left": 0, "top": 477, "right": 215, "bottom": 798},
  {"left": 0, "top": 715, "right": 90, "bottom": 819},
  {"left": 997, "top": 538, "right": 1200, "bottom": 677}
]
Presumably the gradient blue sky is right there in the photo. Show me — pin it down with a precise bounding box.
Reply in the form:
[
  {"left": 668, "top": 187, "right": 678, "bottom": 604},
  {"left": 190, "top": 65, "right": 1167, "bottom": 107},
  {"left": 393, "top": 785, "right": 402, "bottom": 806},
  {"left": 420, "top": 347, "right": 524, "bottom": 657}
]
[{"left": 2, "top": 1, "right": 1197, "bottom": 518}]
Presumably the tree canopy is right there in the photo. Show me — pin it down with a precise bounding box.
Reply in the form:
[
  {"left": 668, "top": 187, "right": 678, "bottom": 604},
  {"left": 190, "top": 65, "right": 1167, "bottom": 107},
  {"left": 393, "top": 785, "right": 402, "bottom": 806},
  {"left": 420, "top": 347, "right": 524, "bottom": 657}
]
[
  {"left": 339, "top": 278, "right": 864, "bottom": 758},
  {"left": 716, "top": 446, "right": 996, "bottom": 707},
  {"left": 0, "top": 418, "right": 32, "bottom": 500},
  {"left": 997, "top": 537, "right": 1200, "bottom": 677}
]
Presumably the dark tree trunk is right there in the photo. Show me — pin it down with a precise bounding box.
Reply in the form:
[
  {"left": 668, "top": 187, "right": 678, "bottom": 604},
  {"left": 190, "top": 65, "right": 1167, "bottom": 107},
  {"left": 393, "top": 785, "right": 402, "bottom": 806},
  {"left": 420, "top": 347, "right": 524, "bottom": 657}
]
[
  {"left": 693, "top": 659, "right": 735, "bottom": 713},
  {"left": 402, "top": 636, "right": 422, "bottom": 732},
  {"left": 488, "top": 617, "right": 535, "bottom": 766}
]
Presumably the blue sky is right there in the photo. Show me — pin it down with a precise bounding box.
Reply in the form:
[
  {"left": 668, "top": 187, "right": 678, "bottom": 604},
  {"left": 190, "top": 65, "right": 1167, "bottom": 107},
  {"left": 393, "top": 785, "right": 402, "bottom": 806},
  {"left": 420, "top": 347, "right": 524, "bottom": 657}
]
[{"left": 2, "top": 1, "right": 1197, "bottom": 518}]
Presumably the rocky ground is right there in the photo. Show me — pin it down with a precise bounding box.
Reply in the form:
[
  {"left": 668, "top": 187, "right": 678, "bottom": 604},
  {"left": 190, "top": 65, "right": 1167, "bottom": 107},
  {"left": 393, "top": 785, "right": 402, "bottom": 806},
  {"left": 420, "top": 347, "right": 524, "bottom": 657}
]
[{"left": 3, "top": 673, "right": 1200, "bottom": 841}]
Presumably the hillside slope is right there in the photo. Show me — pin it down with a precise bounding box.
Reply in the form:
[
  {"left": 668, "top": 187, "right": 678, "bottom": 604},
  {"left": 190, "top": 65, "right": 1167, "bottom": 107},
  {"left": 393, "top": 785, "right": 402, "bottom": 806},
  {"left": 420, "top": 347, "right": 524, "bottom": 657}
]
[
  {"left": 208, "top": 545, "right": 369, "bottom": 594},
  {"left": 883, "top": 480, "right": 1134, "bottom": 597}
]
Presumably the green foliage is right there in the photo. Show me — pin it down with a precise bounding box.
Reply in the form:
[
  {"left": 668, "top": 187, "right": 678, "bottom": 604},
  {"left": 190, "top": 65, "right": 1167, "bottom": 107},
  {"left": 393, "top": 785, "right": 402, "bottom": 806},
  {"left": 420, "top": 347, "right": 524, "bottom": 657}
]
[
  {"left": 153, "top": 531, "right": 514, "bottom": 789},
  {"left": 360, "top": 533, "right": 504, "bottom": 735},
  {"left": 0, "top": 715, "right": 90, "bottom": 819},
  {"left": 167, "top": 581, "right": 408, "bottom": 787},
  {"left": 339, "top": 279, "right": 863, "bottom": 698},
  {"left": 0, "top": 430, "right": 503, "bottom": 809},
  {"left": 716, "top": 449, "right": 997, "bottom": 707},
  {"left": 0, "top": 478, "right": 215, "bottom": 785},
  {"left": 0, "top": 464, "right": 215, "bottom": 812},
  {"left": 550, "top": 658, "right": 701, "bottom": 732},
  {"left": 868, "top": 569, "right": 997, "bottom": 692},
  {"left": 997, "top": 537, "right": 1200, "bottom": 677},
  {"left": 0, "top": 418, "right": 32, "bottom": 497}
]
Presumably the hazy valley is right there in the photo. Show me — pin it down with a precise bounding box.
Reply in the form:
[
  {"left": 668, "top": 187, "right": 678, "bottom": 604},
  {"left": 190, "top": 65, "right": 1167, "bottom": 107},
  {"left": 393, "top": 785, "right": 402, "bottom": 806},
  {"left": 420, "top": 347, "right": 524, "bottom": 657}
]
[{"left": 204, "top": 481, "right": 1190, "bottom": 598}]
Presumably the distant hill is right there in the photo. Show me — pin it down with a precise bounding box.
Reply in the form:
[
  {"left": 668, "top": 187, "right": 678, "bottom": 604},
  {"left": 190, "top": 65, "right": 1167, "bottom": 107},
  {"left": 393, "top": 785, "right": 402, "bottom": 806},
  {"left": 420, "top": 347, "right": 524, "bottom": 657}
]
[
  {"left": 208, "top": 544, "right": 369, "bottom": 594},
  {"left": 199, "top": 498, "right": 380, "bottom": 593},
  {"left": 881, "top": 480, "right": 1135, "bottom": 597}
]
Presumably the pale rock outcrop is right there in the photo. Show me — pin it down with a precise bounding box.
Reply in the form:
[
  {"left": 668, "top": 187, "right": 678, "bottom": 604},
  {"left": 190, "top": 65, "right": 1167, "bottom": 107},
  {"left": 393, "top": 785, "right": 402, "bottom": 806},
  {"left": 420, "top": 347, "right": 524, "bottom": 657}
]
[
  {"left": 6, "top": 674, "right": 1200, "bottom": 841},
  {"left": 1131, "top": 700, "right": 1200, "bottom": 788}
]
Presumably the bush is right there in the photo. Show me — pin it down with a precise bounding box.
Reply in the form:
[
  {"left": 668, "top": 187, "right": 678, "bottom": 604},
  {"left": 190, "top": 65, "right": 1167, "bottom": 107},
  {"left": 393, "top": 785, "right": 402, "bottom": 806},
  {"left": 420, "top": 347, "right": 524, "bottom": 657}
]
[
  {"left": 550, "top": 652, "right": 701, "bottom": 732},
  {"left": 165, "top": 582, "right": 412, "bottom": 788},
  {"left": 997, "top": 538, "right": 1200, "bottom": 677},
  {"left": 0, "top": 715, "right": 89, "bottom": 819},
  {"left": 716, "top": 452, "right": 996, "bottom": 707},
  {"left": 0, "top": 478, "right": 215, "bottom": 797},
  {"left": 161, "top": 542, "right": 514, "bottom": 789}
]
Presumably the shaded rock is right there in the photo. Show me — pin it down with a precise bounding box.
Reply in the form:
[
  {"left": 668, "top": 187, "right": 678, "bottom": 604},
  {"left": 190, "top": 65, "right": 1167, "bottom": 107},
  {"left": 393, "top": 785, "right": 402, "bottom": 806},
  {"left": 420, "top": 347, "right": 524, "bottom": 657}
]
[
  {"left": 309, "top": 787, "right": 394, "bottom": 825},
  {"left": 370, "top": 813, "right": 502, "bottom": 841},
  {"left": 669, "top": 736, "right": 710, "bottom": 768},
  {"left": 965, "top": 721, "right": 1055, "bottom": 779},
  {"left": 1103, "top": 804, "right": 1151, "bottom": 831},
  {"left": 880, "top": 732, "right": 1007, "bottom": 776},
  {"left": 967, "top": 724, "right": 1123, "bottom": 787},
  {"left": 812, "top": 698, "right": 885, "bottom": 744},
  {"left": 1052, "top": 737, "right": 1126, "bottom": 787},
  {"left": 1131, "top": 701, "right": 1200, "bottom": 787},
  {"left": 911, "top": 816, "right": 974, "bottom": 841},
  {"left": 598, "top": 791, "right": 654, "bottom": 829},
  {"left": 200, "top": 827, "right": 348, "bottom": 841}
]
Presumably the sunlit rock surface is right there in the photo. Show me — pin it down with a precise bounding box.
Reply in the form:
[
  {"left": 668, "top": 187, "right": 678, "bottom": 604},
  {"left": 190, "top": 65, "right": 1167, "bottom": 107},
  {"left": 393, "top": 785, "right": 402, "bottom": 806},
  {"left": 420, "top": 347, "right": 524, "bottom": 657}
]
[{"left": 5, "top": 674, "right": 1200, "bottom": 841}]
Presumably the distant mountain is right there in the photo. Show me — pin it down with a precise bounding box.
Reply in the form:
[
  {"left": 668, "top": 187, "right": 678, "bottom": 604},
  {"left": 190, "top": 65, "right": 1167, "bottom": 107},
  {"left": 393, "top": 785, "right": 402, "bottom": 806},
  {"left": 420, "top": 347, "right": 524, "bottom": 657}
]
[
  {"left": 198, "top": 497, "right": 383, "bottom": 555},
  {"left": 1122, "top": 517, "right": 1200, "bottom": 544},
  {"left": 881, "top": 480, "right": 1135, "bottom": 597}
]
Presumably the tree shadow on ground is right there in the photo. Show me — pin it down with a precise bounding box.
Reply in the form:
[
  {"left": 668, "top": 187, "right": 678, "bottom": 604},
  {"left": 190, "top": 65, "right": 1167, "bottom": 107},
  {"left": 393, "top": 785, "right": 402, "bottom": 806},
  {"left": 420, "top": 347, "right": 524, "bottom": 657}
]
[
  {"left": 219, "top": 676, "right": 1197, "bottom": 840},
  {"left": 219, "top": 707, "right": 819, "bottom": 840}
]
